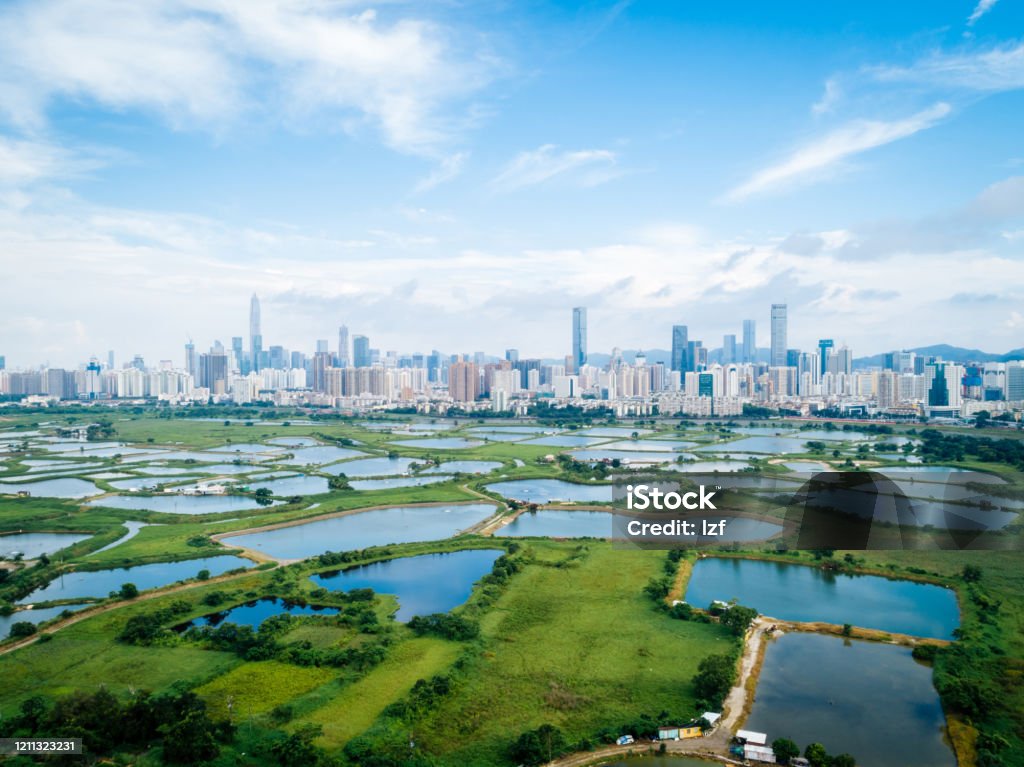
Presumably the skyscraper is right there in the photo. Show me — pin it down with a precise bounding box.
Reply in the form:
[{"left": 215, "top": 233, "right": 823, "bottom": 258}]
[
  {"left": 818, "top": 339, "right": 834, "bottom": 377},
  {"left": 449, "top": 361, "right": 479, "bottom": 403},
  {"left": 572, "top": 307, "right": 587, "bottom": 372},
  {"left": 742, "top": 320, "right": 756, "bottom": 363},
  {"left": 722, "top": 334, "right": 737, "bottom": 364},
  {"left": 353, "top": 335, "right": 370, "bottom": 368},
  {"left": 338, "top": 325, "right": 349, "bottom": 367},
  {"left": 770, "top": 304, "right": 787, "bottom": 367},
  {"left": 184, "top": 341, "right": 196, "bottom": 378},
  {"left": 249, "top": 294, "right": 262, "bottom": 373},
  {"left": 671, "top": 325, "right": 688, "bottom": 372}
]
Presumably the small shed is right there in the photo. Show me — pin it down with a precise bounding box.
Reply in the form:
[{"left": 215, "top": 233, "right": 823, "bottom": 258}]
[
  {"left": 736, "top": 729, "right": 768, "bottom": 745},
  {"left": 700, "top": 711, "right": 721, "bottom": 730},
  {"left": 657, "top": 726, "right": 679, "bottom": 741},
  {"left": 744, "top": 744, "right": 777, "bottom": 763}
]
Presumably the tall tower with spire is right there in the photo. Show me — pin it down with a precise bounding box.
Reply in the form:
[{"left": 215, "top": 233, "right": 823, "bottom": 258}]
[{"left": 249, "top": 294, "right": 262, "bottom": 373}]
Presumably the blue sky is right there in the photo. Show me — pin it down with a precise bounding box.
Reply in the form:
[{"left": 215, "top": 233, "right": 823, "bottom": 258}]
[{"left": 1, "top": 0, "right": 1023, "bottom": 367}]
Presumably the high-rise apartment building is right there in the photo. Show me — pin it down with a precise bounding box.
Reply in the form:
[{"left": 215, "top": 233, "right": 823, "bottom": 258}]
[{"left": 449, "top": 361, "right": 479, "bottom": 403}]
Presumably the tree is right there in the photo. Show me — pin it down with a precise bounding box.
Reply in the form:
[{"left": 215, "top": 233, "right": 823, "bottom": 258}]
[
  {"left": 693, "top": 654, "right": 735, "bottom": 707},
  {"left": 271, "top": 723, "right": 325, "bottom": 767},
  {"left": 962, "top": 564, "right": 983, "bottom": 583},
  {"left": 161, "top": 709, "right": 222, "bottom": 763},
  {"left": 719, "top": 605, "right": 758, "bottom": 636},
  {"left": 510, "top": 724, "right": 567, "bottom": 766},
  {"left": 804, "top": 742, "right": 829, "bottom": 767},
  {"left": 119, "top": 582, "right": 139, "bottom": 599},
  {"left": 8, "top": 621, "right": 37, "bottom": 638},
  {"left": 831, "top": 754, "right": 857, "bottom": 767},
  {"left": 196, "top": 569, "right": 211, "bottom": 581},
  {"left": 772, "top": 738, "right": 800, "bottom": 765}
]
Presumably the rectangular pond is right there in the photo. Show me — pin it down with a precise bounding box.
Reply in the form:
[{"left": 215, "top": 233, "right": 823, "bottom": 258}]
[
  {"left": 421, "top": 460, "right": 502, "bottom": 475},
  {"left": 325, "top": 456, "right": 419, "bottom": 477},
  {"left": 485, "top": 479, "right": 613, "bottom": 504},
  {"left": 311, "top": 549, "right": 503, "bottom": 621},
  {"left": 87, "top": 494, "right": 280, "bottom": 515},
  {"left": 16, "top": 555, "right": 252, "bottom": 604},
  {"left": 349, "top": 476, "right": 452, "bottom": 491},
  {"left": 685, "top": 557, "right": 959, "bottom": 639},
  {"left": 745, "top": 632, "right": 955, "bottom": 767},
  {"left": 0, "top": 478, "right": 101, "bottom": 498},
  {"left": 0, "top": 532, "right": 91, "bottom": 559},
  {"left": 220, "top": 503, "right": 498, "bottom": 560}
]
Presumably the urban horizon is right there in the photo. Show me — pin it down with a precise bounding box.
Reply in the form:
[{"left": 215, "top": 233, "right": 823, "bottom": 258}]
[{"left": 3, "top": 294, "right": 1022, "bottom": 372}]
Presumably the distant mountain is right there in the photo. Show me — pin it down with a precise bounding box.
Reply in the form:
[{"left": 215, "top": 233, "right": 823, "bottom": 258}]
[{"left": 853, "top": 345, "right": 1024, "bottom": 368}]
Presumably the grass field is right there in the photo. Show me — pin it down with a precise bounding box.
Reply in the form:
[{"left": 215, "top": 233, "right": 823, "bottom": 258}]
[
  {"left": 411, "top": 542, "right": 733, "bottom": 765},
  {"left": 295, "top": 637, "right": 462, "bottom": 749},
  {"left": 196, "top": 661, "right": 338, "bottom": 719}
]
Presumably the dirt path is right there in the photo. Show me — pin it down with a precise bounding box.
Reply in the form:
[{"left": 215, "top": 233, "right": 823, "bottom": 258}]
[{"left": 0, "top": 562, "right": 273, "bottom": 656}]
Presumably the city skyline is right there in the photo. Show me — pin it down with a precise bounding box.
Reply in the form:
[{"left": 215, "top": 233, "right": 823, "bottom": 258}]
[{"left": 1, "top": 1, "right": 1023, "bottom": 364}]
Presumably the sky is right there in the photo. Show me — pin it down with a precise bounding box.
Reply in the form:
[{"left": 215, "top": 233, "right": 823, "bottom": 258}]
[{"left": 1, "top": 0, "right": 1023, "bottom": 368}]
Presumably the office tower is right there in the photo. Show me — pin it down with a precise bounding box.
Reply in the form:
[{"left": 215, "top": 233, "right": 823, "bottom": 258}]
[
  {"left": 671, "top": 325, "right": 688, "bottom": 372},
  {"left": 449, "top": 361, "right": 479, "bottom": 403},
  {"left": 925, "top": 362, "right": 963, "bottom": 408},
  {"left": 131, "top": 354, "right": 145, "bottom": 371},
  {"left": 338, "top": 325, "right": 349, "bottom": 367},
  {"left": 353, "top": 335, "right": 370, "bottom": 368},
  {"left": 827, "top": 346, "right": 851, "bottom": 374},
  {"left": 107, "top": 350, "right": 115, "bottom": 369},
  {"left": 786, "top": 349, "right": 800, "bottom": 368},
  {"left": 722, "top": 334, "right": 737, "bottom": 364},
  {"left": 742, "top": 320, "right": 756, "bottom": 363},
  {"left": 290, "top": 351, "right": 306, "bottom": 370},
  {"left": 184, "top": 341, "right": 196, "bottom": 378},
  {"left": 249, "top": 294, "right": 262, "bottom": 373},
  {"left": 269, "top": 345, "right": 286, "bottom": 369},
  {"left": 0, "top": 355, "right": 5, "bottom": 370},
  {"left": 45, "top": 369, "right": 76, "bottom": 400},
  {"left": 572, "top": 307, "right": 587, "bottom": 372},
  {"left": 316, "top": 339, "right": 328, "bottom": 354},
  {"left": 231, "top": 336, "right": 244, "bottom": 371},
  {"left": 687, "top": 340, "right": 705, "bottom": 372},
  {"left": 770, "top": 304, "right": 787, "bottom": 367},
  {"left": 698, "top": 372, "right": 714, "bottom": 397},
  {"left": 312, "top": 351, "right": 331, "bottom": 392},
  {"left": 505, "top": 349, "right": 519, "bottom": 363},
  {"left": 199, "top": 351, "right": 228, "bottom": 394},
  {"left": 818, "top": 339, "right": 834, "bottom": 376},
  {"left": 1006, "top": 362, "right": 1024, "bottom": 402}
]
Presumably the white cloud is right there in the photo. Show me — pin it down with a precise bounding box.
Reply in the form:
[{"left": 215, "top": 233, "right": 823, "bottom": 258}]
[
  {"left": 811, "top": 78, "right": 841, "bottom": 115},
  {"left": 874, "top": 40, "right": 1024, "bottom": 92},
  {"left": 723, "top": 102, "right": 951, "bottom": 202},
  {"left": 490, "top": 144, "right": 618, "bottom": 192},
  {"left": 414, "top": 152, "right": 468, "bottom": 193},
  {"left": 967, "top": 0, "right": 999, "bottom": 26},
  {"left": 0, "top": 137, "right": 80, "bottom": 186},
  {"left": 0, "top": 0, "right": 497, "bottom": 154}
]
